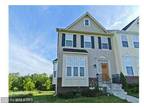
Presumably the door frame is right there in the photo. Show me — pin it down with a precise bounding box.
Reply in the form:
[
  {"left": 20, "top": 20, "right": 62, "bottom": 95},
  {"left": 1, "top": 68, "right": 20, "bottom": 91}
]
[{"left": 97, "top": 59, "right": 112, "bottom": 82}]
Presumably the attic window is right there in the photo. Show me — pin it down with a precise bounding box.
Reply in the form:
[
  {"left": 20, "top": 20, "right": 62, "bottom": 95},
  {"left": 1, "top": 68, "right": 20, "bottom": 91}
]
[{"left": 84, "top": 19, "right": 90, "bottom": 26}]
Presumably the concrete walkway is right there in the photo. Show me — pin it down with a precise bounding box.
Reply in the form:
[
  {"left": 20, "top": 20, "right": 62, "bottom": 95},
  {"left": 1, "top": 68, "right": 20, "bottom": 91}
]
[
  {"left": 106, "top": 84, "right": 139, "bottom": 103},
  {"left": 126, "top": 95, "right": 139, "bottom": 103}
]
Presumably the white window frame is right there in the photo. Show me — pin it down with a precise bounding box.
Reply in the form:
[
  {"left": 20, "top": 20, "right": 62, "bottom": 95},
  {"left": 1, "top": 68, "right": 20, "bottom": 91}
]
[
  {"left": 121, "top": 35, "right": 128, "bottom": 47},
  {"left": 65, "top": 34, "right": 73, "bottom": 47},
  {"left": 65, "top": 55, "right": 86, "bottom": 77},
  {"left": 133, "top": 36, "right": 139, "bottom": 48},
  {"left": 84, "top": 36, "right": 91, "bottom": 48},
  {"left": 84, "top": 18, "right": 90, "bottom": 26},
  {"left": 123, "top": 56, "right": 134, "bottom": 76},
  {"left": 101, "top": 37, "right": 109, "bottom": 49}
]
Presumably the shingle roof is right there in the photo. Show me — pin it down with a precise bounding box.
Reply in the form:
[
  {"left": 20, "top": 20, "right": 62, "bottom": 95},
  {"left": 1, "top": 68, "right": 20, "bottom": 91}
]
[
  {"left": 63, "top": 48, "right": 88, "bottom": 53},
  {"left": 122, "top": 17, "right": 138, "bottom": 31}
]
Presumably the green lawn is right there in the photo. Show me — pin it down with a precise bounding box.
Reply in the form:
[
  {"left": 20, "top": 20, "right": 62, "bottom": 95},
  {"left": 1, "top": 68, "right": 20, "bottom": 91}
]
[
  {"left": 9, "top": 91, "right": 128, "bottom": 103},
  {"left": 127, "top": 92, "right": 139, "bottom": 98}
]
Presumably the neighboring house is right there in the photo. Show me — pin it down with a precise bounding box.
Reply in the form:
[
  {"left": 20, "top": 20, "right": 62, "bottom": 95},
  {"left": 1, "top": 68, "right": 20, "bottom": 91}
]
[
  {"left": 52, "top": 12, "right": 139, "bottom": 94},
  {"left": 111, "top": 17, "right": 139, "bottom": 84}
]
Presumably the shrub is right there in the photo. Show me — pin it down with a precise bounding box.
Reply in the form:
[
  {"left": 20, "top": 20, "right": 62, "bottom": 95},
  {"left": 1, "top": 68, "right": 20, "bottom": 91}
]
[{"left": 120, "top": 72, "right": 128, "bottom": 91}]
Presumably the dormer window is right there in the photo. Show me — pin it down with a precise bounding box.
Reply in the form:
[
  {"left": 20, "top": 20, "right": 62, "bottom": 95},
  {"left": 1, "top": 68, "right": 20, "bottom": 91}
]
[{"left": 84, "top": 19, "right": 90, "bottom": 26}]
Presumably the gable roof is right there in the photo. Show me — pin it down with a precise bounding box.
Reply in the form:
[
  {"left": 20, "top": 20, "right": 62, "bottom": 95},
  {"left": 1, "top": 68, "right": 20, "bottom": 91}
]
[
  {"left": 65, "top": 12, "right": 108, "bottom": 33},
  {"left": 122, "top": 17, "right": 139, "bottom": 31}
]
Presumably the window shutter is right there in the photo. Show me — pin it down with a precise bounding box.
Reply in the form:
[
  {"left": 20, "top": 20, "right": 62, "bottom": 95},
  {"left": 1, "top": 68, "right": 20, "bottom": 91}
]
[
  {"left": 91, "top": 36, "right": 95, "bottom": 48},
  {"left": 81, "top": 35, "right": 84, "bottom": 48},
  {"left": 62, "top": 33, "right": 65, "bottom": 46},
  {"left": 98, "top": 37, "right": 101, "bottom": 49},
  {"left": 108, "top": 38, "right": 112, "bottom": 50},
  {"left": 73, "top": 34, "right": 77, "bottom": 47}
]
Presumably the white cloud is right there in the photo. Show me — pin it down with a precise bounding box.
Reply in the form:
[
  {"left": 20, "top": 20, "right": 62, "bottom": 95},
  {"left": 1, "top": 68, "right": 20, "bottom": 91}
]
[
  {"left": 87, "top": 6, "right": 139, "bottom": 30},
  {"left": 9, "top": 44, "right": 53, "bottom": 76}
]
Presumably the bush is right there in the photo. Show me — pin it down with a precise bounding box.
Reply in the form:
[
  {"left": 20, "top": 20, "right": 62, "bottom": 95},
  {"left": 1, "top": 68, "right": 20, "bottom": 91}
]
[
  {"left": 120, "top": 72, "right": 128, "bottom": 91},
  {"left": 58, "top": 91, "right": 77, "bottom": 99}
]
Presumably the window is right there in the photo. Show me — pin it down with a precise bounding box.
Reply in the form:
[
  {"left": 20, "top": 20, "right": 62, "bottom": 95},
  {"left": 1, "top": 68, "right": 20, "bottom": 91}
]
[
  {"left": 133, "top": 36, "right": 139, "bottom": 48},
  {"left": 84, "top": 19, "right": 90, "bottom": 26},
  {"left": 134, "top": 42, "right": 139, "bottom": 48},
  {"left": 123, "top": 56, "right": 134, "bottom": 76},
  {"left": 73, "top": 67, "right": 78, "bottom": 76},
  {"left": 101, "top": 37, "right": 109, "bottom": 49},
  {"left": 66, "top": 40, "right": 72, "bottom": 47},
  {"left": 65, "top": 55, "right": 86, "bottom": 77},
  {"left": 65, "top": 34, "right": 73, "bottom": 47},
  {"left": 54, "top": 71, "right": 56, "bottom": 77},
  {"left": 121, "top": 35, "right": 128, "bottom": 47},
  {"left": 126, "top": 66, "right": 134, "bottom": 76},
  {"left": 80, "top": 67, "right": 84, "bottom": 76},
  {"left": 67, "top": 67, "right": 72, "bottom": 76},
  {"left": 84, "top": 36, "right": 91, "bottom": 48}
]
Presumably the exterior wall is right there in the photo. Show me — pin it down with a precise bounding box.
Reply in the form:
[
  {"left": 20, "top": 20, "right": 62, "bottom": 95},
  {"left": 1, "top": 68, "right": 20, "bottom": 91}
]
[
  {"left": 67, "top": 16, "right": 106, "bottom": 33},
  {"left": 114, "top": 32, "right": 139, "bottom": 77},
  {"left": 125, "top": 19, "right": 139, "bottom": 32},
  {"left": 62, "top": 53, "right": 89, "bottom": 87},
  {"left": 57, "top": 78, "right": 97, "bottom": 94},
  {"left": 57, "top": 31, "right": 117, "bottom": 91}
]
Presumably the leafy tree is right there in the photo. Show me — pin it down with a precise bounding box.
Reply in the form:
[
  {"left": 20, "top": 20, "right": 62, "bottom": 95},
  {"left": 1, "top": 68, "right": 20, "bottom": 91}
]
[
  {"left": 44, "top": 79, "right": 51, "bottom": 90},
  {"left": 23, "top": 77, "right": 35, "bottom": 91}
]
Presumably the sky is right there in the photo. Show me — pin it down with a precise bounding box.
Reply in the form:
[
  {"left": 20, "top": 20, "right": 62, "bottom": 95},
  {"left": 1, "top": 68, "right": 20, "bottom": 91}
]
[{"left": 9, "top": 5, "right": 139, "bottom": 75}]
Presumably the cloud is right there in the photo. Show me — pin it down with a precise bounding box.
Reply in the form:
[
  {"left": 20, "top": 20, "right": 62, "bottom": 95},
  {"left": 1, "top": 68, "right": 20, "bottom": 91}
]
[
  {"left": 9, "top": 43, "right": 53, "bottom": 76},
  {"left": 87, "top": 6, "right": 139, "bottom": 30}
]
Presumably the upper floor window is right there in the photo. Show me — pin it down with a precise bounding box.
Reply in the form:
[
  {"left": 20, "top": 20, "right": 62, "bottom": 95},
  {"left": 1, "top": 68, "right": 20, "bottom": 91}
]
[
  {"left": 84, "top": 19, "right": 90, "bottom": 26},
  {"left": 84, "top": 36, "right": 91, "bottom": 48},
  {"left": 121, "top": 35, "right": 128, "bottom": 47},
  {"left": 133, "top": 36, "right": 139, "bottom": 48},
  {"left": 101, "top": 37, "right": 109, "bottom": 49},
  {"left": 65, "top": 34, "right": 73, "bottom": 47}
]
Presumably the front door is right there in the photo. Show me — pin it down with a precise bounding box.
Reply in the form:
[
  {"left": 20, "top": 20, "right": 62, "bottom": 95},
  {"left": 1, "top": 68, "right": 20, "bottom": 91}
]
[{"left": 101, "top": 63, "right": 110, "bottom": 81}]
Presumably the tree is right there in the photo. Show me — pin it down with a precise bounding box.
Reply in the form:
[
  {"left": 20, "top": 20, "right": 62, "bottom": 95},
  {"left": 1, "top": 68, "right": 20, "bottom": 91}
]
[
  {"left": 44, "top": 79, "right": 51, "bottom": 90},
  {"left": 23, "top": 77, "right": 35, "bottom": 91},
  {"left": 9, "top": 73, "right": 24, "bottom": 91}
]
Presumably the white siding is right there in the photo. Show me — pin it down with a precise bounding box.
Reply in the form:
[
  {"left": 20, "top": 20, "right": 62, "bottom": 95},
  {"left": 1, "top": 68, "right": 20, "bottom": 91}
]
[{"left": 62, "top": 54, "right": 89, "bottom": 87}]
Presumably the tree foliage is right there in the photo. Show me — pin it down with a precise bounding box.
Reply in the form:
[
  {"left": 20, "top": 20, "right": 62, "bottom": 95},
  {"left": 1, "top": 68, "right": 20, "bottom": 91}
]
[
  {"left": 9, "top": 73, "right": 54, "bottom": 91},
  {"left": 120, "top": 72, "right": 128, "bottom": 91}
]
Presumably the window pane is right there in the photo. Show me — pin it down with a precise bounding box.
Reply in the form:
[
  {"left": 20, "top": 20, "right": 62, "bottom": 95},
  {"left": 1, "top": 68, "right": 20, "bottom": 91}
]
[
  {"left": 134, "top": 42, "right": 139, "bottom": 48},
  {"left": 80, "top": 67, "right": 84, "bottom": 76},
  {"left": 54, "top": 71, "right": 56, "bottom": 77},
  {"left": 73, "top": 67, "right": 78, "bottom": 76},
  {"left": 85, "top": 42, "right": 91, "bottom": 48},
  {"left": 126, "top": 66, "right": 134, "bottom": 76},
  {"left": 85, "top": 20, "right": 89, "bottom": 25},
  {"left": 102, "top": 43, "right": 109, "bottom": 49},
  {"left": 66, "top": 40, "right": 72, "bottom": 47},
  {"left": 122, "top": 41, "right": 128, "bottom": 47},
  {"left": 67, "top": 67, "right": 72, "bottom": 76}
]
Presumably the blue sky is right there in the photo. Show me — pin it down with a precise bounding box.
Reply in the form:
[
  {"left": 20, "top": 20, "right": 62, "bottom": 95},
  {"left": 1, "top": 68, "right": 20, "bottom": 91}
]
[{"left": 9, "top": 5, "right": 139, "bottom": 75}]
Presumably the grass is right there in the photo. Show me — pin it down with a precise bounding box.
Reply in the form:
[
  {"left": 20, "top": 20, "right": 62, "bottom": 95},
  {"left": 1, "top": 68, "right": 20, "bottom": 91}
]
[
  {"left": 127, "top": 92, "right": 139, "bottom": 98},
  {"left": 9, "top": 91, "right": 128, "bottom": 103}
]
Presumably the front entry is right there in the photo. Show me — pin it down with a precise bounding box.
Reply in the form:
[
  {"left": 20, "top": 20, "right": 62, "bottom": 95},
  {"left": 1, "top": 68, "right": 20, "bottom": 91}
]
[{"left": 101, "top": 63, "right": 110, "bottom": 81}]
